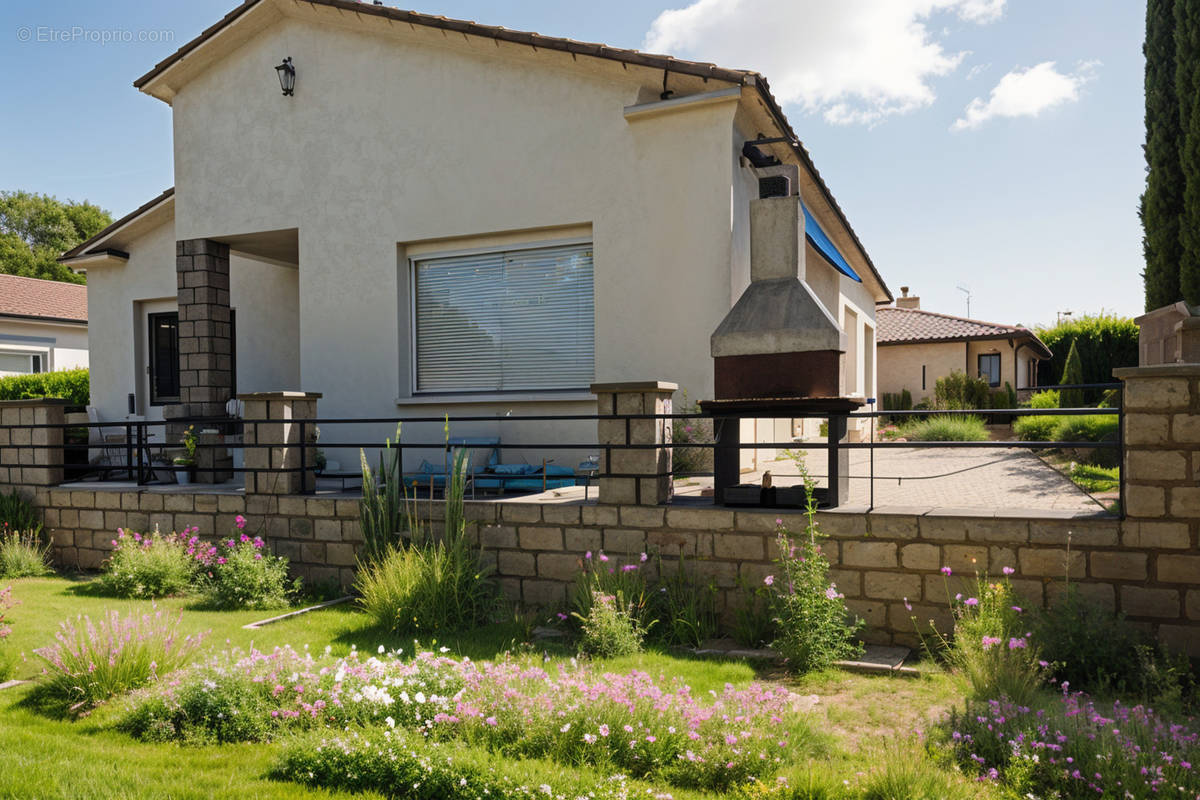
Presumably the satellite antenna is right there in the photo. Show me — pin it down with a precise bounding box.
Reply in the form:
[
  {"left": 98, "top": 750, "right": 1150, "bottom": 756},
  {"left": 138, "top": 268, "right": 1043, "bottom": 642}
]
[{"left": 956, "top": 285, "right": 972, "bottom": 317}]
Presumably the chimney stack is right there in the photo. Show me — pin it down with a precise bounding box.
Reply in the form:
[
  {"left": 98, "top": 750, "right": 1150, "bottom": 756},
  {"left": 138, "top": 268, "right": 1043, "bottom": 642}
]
[{"left": 896, "top": 286, "right": 921, "bottom": 310}]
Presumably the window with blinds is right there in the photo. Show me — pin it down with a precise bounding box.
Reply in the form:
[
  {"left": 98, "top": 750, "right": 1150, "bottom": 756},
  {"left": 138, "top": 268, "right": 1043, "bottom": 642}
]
[{"left": 413, "top": 243, "right": 595, "bottom": 393}]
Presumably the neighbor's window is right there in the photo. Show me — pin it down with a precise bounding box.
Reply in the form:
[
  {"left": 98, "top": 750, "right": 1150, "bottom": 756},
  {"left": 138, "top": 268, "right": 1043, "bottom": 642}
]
[
  {"left": 413, "top": 243, "right": 595, "bottom": 393},
  {"left": 148, "top": 312, "right": 180, "bottom": 404},
  {"left": 978, "top": 353, "right": 1001, "bottom": 387},
  {"left": 0, "top": 351, "right": 44, "bottom": 375}
]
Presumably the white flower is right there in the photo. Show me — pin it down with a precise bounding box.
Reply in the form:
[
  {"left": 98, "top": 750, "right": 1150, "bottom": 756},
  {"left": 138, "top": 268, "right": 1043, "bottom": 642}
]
[
  {"left": 560, "top": 723, "right": 571, "bottom": 733},
  {"left": 439, "top": 646, "right": 450, "bottom": 653},
  {"left": 378, "top": 645, "right": 386, "bottom": 654},
  {"left": 414, "top": 692, "right": 426, "bottom": 704},
  {"left": 385, "top": 716, "right": 395, "bottom": 728}
]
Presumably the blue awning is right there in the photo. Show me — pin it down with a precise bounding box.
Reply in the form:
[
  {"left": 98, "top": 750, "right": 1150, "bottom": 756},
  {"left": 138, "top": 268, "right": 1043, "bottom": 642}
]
[{"left": 801, "top": 202, "right": 861, "bottom": 282}]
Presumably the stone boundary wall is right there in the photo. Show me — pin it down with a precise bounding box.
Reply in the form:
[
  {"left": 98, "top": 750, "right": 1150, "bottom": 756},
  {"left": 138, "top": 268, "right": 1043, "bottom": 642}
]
[{"left": 16, "top": 485, "right": 1197, "bottom": 653}]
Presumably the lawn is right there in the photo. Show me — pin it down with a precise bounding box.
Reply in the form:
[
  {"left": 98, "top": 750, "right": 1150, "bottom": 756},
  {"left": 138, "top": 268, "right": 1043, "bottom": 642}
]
[{"left": 0, "top": 576, "right": 1000, "bottom": 800}]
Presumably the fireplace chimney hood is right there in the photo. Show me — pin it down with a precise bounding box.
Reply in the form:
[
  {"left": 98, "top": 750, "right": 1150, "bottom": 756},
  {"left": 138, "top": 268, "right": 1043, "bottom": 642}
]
[{"left": 710, "top": 165, "right": 846, "bottom": 401}]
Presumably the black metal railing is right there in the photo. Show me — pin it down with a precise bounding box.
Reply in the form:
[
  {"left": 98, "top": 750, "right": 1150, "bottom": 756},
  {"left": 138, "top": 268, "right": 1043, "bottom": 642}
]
[{"left": 0, "top": 382, "right": 1123, "bottom": 514}]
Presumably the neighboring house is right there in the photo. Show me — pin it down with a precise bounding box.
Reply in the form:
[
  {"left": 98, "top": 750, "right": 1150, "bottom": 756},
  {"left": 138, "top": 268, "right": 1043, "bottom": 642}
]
[
  {"left": 59, "top": 0, "right": 890, "bottom": 470},
  {"left": 0, "top": 274, "right": 88, "bottom": 378},
  {"left": 877, "top": 288, "right": 1051, "bottom": 404}
]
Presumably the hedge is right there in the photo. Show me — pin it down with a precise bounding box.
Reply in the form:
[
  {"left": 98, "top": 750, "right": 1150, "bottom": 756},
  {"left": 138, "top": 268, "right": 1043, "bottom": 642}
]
[
  {"left": 0, "top": 368, "right": 89, "bottom": 405},
  {"left": 1034, "top": 314, "right": 1138, "bottom": 393}
]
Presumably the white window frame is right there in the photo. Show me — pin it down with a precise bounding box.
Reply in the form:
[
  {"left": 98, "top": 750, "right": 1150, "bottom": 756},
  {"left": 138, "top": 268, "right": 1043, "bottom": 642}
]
[
  {"left": 0, "top": 347, "right": 50, "bottom": 375},
  {"left": 407, "top": 237, "right": 595, "bottom": 396}
]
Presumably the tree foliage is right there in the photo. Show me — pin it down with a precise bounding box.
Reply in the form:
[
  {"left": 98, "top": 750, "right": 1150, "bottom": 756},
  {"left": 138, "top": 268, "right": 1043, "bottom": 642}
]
[
  {"left": 0, "top": 191, "right": 111, "bottom": 284},
  {"left": 1058, "top": 339, "right": 1086, "bottom": 408},
  {"left": 1035, "top": 313, "right": 1139, "bottom": 400},
  {"left": 1177, "top": 0, "right": 1200, "bottom": 303},
  {"left": 1143, "top": 0, "right": 1185, "bottom": 309}
]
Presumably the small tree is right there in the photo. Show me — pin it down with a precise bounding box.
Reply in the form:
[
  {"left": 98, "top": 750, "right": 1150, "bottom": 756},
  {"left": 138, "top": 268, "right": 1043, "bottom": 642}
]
[{"left": 1059, "top": 340, "right": 1085, "bottom": 408}]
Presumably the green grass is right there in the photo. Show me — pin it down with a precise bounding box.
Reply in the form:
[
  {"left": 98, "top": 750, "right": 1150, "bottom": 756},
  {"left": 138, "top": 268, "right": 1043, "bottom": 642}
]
[
  {"left": 1068, "top": 463, "right": 1120, "bottom": 493},
  {"left": 0, "top": 576, "right": 1002, "bottom": 799}
]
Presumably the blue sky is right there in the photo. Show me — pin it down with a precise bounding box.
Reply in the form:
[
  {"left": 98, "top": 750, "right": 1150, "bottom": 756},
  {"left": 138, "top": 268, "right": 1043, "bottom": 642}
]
[{"left": 0, "top": 1, "right": 1146, "bottom": 329}]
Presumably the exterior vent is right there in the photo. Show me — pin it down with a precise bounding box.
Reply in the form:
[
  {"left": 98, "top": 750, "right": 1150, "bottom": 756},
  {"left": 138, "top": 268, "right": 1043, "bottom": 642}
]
[{"left": 758, "top": 175, "right": 790, "bottom": 199}]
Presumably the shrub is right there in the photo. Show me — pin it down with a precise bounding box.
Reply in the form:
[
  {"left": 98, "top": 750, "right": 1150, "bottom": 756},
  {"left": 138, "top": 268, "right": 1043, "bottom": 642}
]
[
  {"left": 0, "top": 367, "right": 88, "bottom": 405},
  {"left": 1058, "top": 339, "right": 1086, "bottom": 407},
  {"left": 934, "top": 371, "right": 989, "bottom": 409},
  {"left": 1032, "top": 584, "right": 1194, "bottom": 705},
  {"left": 0, "top": 529, "right": 51, "bottom": 578},
  {"left": 575, "top": 591, "right": 644, "bottom": 658},
  {"left": 768, "top": 485, "right": 863, "bottom": 672},
  {"left": 196, "top": 526, "right": 292, "bottom": 611},
  {"left": 31, "top": 608, "right": 205, "bottom": 714},
  {"left": 1053, "top": 414, "right": 1120, "bottom": 467},
  {"left": 672, "top": 391, "right": 714, "bottom": 477},
  {"left": 570, "top": 550, "right": 652, "bottom": 633},
  {"left": 919, "top": 569, "right": 1046, "bottom": 704},
  {"left": 1012, "top": 414, "right": 1058, "bottom": 441},
  {"left": 1035, "top": 313, "right": 1138, "bottom": 396},
  {"left": 0, "top": 490, "right": 41, "bottom": 536},
  {"left": 96, "top": 528, "right": 197, "bottom": 599},
  {"left": 1028, "top": 389, "right": 1060, "bottom": 409},
  {"left": 945, "top": 688, "right": 1200, "bottom": 798},
  {"left": 358, "top": 424, "right": 416, "bottom": 566},
  {"left": 275, "top": 728, "right": 655, "bottom": 800},
  {"left": 898, "top": 414, "right": 989, "bottom": 442},
  {"left": 0, "top": 585, "right": 15, "bottom": 682},
  {"left": 650, "top": 552, "right": 718, "bottom": 648}
]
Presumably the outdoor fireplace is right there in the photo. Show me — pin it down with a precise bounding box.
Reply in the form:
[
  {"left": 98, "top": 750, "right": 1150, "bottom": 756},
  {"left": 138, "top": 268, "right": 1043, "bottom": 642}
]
[{"left": 701, "top": 166, "right": 862, "bottom": 508}]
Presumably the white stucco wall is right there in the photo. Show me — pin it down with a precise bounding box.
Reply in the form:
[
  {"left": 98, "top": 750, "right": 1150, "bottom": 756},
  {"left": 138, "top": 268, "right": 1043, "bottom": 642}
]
[
  {"left": 877, "top": 341, "right": 965, "bottom": 404},
  {"left": 229, "top": 254, "right": 300, "bottom": 394},
  {"left": 0, "top": 318, "right": 88, "bottom": 377}
]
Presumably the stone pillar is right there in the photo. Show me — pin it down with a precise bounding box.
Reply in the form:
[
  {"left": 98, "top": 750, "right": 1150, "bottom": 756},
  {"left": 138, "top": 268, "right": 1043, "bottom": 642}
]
[
  {"left": 592, "top": 381, "right": 675, "bottom": 505},
  {"left": 173, "top": 238, "right": 233, "bottom": 418},
  {"left": 0, "top": 399, "right": 68, "bottom": 487},
  {"left": 1114, "top": 364, "right": 1200, "bottom": 654},
  {"left": 239, "top": 392, "right": 322, "bottom": 495}
]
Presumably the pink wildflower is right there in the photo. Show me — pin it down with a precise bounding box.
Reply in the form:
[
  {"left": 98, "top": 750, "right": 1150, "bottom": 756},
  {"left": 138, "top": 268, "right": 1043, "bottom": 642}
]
[
  {"left": 941, "top": 566, "right": 952, "bottom": 576},
  {"left": 763, "top": 575, "right": 774, "bottom": 586},
  {"left": 235, "top": 515, "right": 247, "bottom": 529},
  {"left": 1002, "top": 566, "right": 1015, "bottom": 576}
]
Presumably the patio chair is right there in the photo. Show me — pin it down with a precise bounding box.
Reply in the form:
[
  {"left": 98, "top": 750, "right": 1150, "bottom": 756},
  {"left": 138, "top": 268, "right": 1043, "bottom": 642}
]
[{"left": 86, "top": 406, "right": 130, "bottom": 477}]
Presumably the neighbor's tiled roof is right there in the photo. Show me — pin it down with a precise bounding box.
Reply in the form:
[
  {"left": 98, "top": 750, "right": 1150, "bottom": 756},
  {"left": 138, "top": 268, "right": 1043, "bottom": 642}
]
[
  {"left": 876, "top": 306, "right": 1050, "bottom": 357},
  {"left": 0, "top": 274, "right": 88, "bottom": 323}
]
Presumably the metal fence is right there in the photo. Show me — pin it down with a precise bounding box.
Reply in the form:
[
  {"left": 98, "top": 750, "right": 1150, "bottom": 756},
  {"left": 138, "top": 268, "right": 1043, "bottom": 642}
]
[{"left": 4, "top": 383, "right": 1123, "bottom": 514}]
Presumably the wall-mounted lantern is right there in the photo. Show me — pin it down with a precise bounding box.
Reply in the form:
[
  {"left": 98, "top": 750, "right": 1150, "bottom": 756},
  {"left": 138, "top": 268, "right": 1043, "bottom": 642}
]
[{"left": 275, "top": 57, "right": 295, "bottom": 96}]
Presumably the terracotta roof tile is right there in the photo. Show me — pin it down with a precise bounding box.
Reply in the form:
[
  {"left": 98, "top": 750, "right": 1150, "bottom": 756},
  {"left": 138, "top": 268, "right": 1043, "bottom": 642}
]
[
  {"left": 0, "top": 274, "right": 88, "bottom": 323},
  {"left": 876, "top": 306, "right": 1050, "bottom": 357}
]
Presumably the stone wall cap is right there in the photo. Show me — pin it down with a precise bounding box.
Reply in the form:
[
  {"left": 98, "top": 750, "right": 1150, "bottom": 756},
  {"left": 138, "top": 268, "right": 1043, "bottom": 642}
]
[
  {"left": 590, "top": 381, "right": 678, "bottom": 393},
  {"left": 236, "top": 391, "right": 324, "bottom": 399},
  {"left": 0, "top": 398, "right": 73, "bottom": 406},
  {"left": 1114, "top": 364, "right": 1200, "bottom": 379}
]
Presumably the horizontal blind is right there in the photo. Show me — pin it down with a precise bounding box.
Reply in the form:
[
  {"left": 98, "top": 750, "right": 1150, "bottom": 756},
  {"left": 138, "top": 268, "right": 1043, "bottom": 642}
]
[{"left": 415, "top": 243, "right": 594, "bottom": 392}]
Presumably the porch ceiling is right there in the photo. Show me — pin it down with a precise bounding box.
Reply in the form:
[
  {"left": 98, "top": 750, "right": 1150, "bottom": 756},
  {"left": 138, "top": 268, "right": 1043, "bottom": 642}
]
[{"left": 216, "top": 228, "right": 298, "bottom": 264}]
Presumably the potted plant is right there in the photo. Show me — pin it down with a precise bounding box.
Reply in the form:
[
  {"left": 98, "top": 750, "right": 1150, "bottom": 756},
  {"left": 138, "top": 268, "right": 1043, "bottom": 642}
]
[{"left": 174, "top": 424, "right": 198, "bottom": 485}]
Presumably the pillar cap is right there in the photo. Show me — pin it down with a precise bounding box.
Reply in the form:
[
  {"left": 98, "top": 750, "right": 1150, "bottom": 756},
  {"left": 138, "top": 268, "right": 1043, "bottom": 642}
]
[
  {"left": 236, "top": 391, "right": 323, "bottom": 399},
  {"left": 1114, "top": 365, "right": 1200, "bottom": 379},
  {"left": 590, "top": 381, "right": 678, "bottom": 394}
]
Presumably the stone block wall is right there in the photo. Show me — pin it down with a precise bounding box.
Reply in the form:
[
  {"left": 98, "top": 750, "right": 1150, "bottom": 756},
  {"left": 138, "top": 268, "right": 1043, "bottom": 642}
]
[{"left": 18, "top": 486, "right": 1197, "bottom": 652}]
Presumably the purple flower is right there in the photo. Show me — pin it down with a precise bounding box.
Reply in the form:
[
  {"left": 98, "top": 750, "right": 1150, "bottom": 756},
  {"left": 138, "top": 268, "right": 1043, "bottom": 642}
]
[
  {"left": 584, "top": 551, "right": 592, "bottom": 560},
  {"left": 941, "top": 566, "right": 952, "bottom": 576},
  {"left": 964, "top": 597, "right": 979, "bottom": 607},
  {"left": 763, "top": 575, "right": 774, "bottom": 586},
  {"left": 903, "top": 597, "right": 912, "bottom": 612},
  {"left": 598, "top": 553, "right": 609, "bottom": 563},
  {"left": 639, "top": 552, "right": 648, "bottom": 563},
  {"left": 235, "top": 515, "right": 247, "bottom": 529},
  {"left": 982, "top": 636, "right": 1002, "bottom": 650},
  {"left": 1008, "top": 637, "right": 1027, "bottom": 650},
  {"left": 1002, "top": 566, "right": 1015, "bottom": 576}
]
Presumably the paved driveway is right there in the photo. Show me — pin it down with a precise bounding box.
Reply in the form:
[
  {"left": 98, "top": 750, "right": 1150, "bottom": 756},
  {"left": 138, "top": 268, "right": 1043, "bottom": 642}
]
[{"left": 673, "top": 445, "right": 1107, "bottom": 513}]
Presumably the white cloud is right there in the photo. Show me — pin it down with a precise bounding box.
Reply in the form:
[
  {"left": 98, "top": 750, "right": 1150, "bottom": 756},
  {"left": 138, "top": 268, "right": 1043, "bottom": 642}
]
[
  {"left": 952, "top": 61, "right": 1098, "bottom": 131},
  {"left": 642, "top": 0, "right": 1007, "bottom": 126}
]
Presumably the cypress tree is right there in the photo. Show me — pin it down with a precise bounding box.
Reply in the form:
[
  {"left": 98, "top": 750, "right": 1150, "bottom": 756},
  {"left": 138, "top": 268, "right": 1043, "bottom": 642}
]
[
  {"left": 1176, "top": 0, "right": 1200, "bottom": 303},
  {"left": 1059, "top": 340, "right": 1085, "bottom": 408},
  {"left": 1143, "top": 0, "right": 1184, "bottom": 310}
]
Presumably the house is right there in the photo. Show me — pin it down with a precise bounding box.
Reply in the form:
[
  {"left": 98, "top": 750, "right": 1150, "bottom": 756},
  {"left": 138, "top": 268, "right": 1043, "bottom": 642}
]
[
  {"left": 0, "top": 274, "right": 88, "bottom": 378},
  {"left": 876, "top": 287, "right": 1051, "bottom": 404},
  {"left": 58, "top": 0, "right": 890, "bottom": 474}
]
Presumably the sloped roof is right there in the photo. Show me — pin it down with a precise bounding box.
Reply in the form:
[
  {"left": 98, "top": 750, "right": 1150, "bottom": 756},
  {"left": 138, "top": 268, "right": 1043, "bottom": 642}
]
[
  {"left": 0, "top": 274, "right": 88, "bottom": 323},
  {"left": 127, "top": 0, "right": 891, "bottom": 302},
  {"left": 877, "top": 306, "right": 1051, "bottom": 358},
  {"left": 59, "top": 187, "right": 174, "bottom": 261}
]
